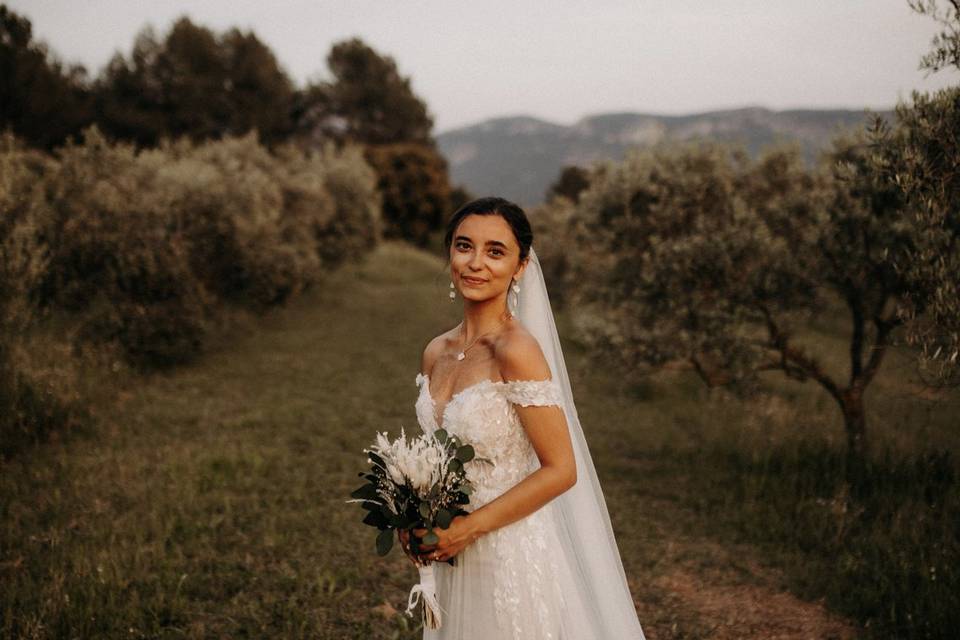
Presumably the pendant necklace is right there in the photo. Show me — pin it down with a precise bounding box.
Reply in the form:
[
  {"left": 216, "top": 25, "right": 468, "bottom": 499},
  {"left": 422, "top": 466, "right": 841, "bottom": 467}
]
[{"left": 456, "top": 311, "right": 513, "bottom": 360}]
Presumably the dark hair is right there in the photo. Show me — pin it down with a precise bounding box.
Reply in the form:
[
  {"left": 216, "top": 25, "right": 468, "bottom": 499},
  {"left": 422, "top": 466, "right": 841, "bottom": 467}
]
[{"left": 443, "top": 196, "right": 533, "bottom": 264}]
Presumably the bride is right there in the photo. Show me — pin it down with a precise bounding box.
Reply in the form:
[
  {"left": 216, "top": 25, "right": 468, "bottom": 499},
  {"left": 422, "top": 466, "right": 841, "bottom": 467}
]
[{"left": 399, "top": 197, "right": 647, "bottom": 639}]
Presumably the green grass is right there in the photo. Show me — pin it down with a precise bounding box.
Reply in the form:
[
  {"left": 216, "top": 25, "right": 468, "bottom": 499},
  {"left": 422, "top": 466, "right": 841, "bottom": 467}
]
[
  {"left": 673, "top": 442, "right": 957, "bottom": 639},
  {"left": 1, "top": 240, "right": 957, "bottom": 638}
]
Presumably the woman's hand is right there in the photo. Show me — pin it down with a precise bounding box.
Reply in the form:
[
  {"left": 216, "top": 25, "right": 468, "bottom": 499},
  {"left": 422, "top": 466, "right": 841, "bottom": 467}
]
[{"left": 411, "top": 515, "right": 478, "bottom": 563}]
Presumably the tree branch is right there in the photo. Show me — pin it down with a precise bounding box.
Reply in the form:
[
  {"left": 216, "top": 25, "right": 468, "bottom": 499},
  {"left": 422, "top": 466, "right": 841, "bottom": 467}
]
[
  {"left": 689, "top": 353, "right": 732, "bottom": 387},
  {"left": 862, "top": 311, "right": 900, "bottom": 387},
  {"left": 759, "top": 303, "right": 843, "bottom": 402},
  {"left": 756, "top": 356, "right": 809, "bottom": 382}
]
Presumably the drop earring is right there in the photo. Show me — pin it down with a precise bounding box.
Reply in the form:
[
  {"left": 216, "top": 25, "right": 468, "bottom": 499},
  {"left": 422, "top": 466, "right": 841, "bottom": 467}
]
[
  {"left": 449, "top": 281, "right": 456, "bottom": 300},
  {"left": 510, "top": 278, "right": 520, "bottom": 310}
]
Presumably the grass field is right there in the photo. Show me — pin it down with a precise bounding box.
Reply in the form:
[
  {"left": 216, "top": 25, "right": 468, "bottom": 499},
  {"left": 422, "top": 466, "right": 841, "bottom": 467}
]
[{"left": 2, "top": 241, "right": 957, "bottom": 639}]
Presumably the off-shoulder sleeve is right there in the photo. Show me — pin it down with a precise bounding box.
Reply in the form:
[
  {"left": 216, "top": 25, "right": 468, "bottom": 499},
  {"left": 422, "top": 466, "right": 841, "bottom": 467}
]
[
  {"left": 415, "top": 372, "right": 427, "bottom": 387},
  {"left": 502, "top": 378, "right": 564, "bottom": 407}
]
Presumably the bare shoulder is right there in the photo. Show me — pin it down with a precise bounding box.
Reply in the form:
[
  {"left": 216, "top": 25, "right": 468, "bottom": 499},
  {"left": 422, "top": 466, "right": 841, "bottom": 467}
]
[
  {"left": 420, "top": 326, "right": 459, "bottom": 375},
  {"left": 493, "top": 321, "right": 552, "bottom": 382}
]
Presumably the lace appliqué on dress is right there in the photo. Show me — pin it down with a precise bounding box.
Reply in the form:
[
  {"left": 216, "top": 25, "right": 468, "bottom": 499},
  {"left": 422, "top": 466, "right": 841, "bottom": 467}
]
[
  {"left": 490, "top": 502, "right": 566, "bottom": 639},
  {"left": 500, "top": 379, "right": 563, "bottom": 408},
  {"left": 490, "top": 379, "right": 566, "bottom": 640}
]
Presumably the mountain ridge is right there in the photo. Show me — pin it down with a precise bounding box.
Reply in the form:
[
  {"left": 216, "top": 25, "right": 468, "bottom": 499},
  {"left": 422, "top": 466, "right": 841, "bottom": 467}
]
[{"left": 436, "top": 106, "right": 895, "bottom": 207}]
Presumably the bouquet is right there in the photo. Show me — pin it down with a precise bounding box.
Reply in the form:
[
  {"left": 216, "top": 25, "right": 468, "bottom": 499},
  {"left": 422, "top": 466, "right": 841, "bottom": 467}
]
[{"left": 346, "top": 426, "right": 491, "bottom": 629}]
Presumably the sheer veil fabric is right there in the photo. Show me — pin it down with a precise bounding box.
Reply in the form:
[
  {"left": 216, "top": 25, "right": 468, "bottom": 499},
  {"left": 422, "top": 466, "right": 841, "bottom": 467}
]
[{"left": 511, "top": 246, "right": 647, "bottom": 639}]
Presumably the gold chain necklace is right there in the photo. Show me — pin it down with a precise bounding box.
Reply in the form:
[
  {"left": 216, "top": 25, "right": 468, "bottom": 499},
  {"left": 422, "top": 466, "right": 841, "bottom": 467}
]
[{"left": 456, "top": 311, "right": 513, "bottom": 361}]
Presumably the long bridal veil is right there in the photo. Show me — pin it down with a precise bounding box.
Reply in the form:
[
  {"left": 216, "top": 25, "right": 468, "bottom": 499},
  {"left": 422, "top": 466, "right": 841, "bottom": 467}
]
[{"left": 511, "top": 246, "right": 647, "bottom": 639}]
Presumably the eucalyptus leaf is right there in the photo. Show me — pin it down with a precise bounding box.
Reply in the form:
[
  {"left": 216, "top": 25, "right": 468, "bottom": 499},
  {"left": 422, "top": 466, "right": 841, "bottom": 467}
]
[
  {"left": 364, "top": 510, "right": 387, "bottom": 528},
  {"left": 350, "top": 484, "right": 378, "bottom": 500},
  {"left": 376, "top": 528, "right": 393, "bottom": 556},
  {"left": 436, "top": 508, "right": 453, "bottom": 528}
]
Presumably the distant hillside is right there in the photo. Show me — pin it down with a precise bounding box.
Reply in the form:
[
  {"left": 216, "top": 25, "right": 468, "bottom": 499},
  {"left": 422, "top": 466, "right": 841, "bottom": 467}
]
[{"left": 436, "top": 106, "right": 894, "bottom": 208}]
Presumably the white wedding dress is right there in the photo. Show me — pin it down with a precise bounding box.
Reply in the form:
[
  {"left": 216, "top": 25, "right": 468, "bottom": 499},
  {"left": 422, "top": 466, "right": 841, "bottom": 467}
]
[{"left": 414, "top": 372, "right": 624, "bottom": 639}]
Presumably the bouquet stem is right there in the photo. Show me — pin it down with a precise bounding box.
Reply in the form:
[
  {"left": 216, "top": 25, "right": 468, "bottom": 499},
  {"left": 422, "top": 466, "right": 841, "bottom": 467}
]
[{"left": 405, "top": 562, "right": 445, "bottom": 629}]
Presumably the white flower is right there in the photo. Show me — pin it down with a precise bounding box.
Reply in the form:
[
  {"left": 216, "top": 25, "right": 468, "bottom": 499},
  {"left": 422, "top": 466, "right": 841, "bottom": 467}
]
[
  {"left": 386, "top": 462, "right": 405, "bottom": 485},
  {"left": 409, "top": 455, "right": 435, "bottom": 495},
  {"left": 363, "top": 428, "right": 457, "bottom": 499},
  {"left": 375, "top": 430, "right": 391, "bottom": 452}
]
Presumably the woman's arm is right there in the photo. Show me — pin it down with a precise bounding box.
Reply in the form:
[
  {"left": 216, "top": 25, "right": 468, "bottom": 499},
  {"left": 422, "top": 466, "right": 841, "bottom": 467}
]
[
  {"left": 466, "top": 331, "right": 577, "bottom": 539},
  {"left": 420, "top": 334, "right": 444, "bottom": 376}
]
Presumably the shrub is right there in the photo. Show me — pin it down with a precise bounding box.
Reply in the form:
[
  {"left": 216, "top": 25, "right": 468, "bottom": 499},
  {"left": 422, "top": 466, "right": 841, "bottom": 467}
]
[
  {"left": 273, "top": 140, "right": 381, "bottom": 271},
  {"left": 525, "top": 195, "right": 577, "bottom": 309},
  {"left": 12, "top": 126, "right": 381, "bottom": 370},
  {"left": 0, "top": 133, "right": 92, "bottom": 454},
  {"left": 307, "top": 142, "right": 382, "bottom": 267},
  {"left": 363, "top": 142, "right": 450, "bottom": 247},
  {"left": 156, "top": 133, "right": 319, "bottom": 310},
  {"left": 29, "top": 127, "right": 215, "bottom": 369}
]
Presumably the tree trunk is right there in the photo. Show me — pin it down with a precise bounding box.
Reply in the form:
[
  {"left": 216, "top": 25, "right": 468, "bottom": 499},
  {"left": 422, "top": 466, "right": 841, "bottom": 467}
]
[{"left": 839, "top": 386, "right": 868, "bottom": 479}]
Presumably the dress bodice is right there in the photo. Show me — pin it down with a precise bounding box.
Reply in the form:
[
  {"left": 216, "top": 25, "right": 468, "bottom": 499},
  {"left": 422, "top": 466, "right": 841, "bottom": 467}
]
[{"left": 414, "top": 372, "right": 564, "bottom": 510}]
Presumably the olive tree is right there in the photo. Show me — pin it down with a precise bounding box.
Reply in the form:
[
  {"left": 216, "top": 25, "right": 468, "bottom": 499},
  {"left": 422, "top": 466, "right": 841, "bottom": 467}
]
[
  {"left": 867, "top": 96, "right": 960, "bottom": 388},
  {"left": 866, "top": 0, "right": 960, "bottom": 386},
  {"left": 567, "top": 136, "right": 929, "bottom": 467}
]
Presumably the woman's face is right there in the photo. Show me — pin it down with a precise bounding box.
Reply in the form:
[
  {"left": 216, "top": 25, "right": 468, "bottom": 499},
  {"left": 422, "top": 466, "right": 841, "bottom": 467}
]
[{"left": 449, "top": 214, "right": 527, "bottom": 304}]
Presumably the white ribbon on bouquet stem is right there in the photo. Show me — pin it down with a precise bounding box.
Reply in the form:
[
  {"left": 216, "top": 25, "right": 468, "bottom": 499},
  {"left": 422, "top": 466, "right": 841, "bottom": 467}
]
[{"left": 405, "top": 562, "right": 445, "bottom": 629}]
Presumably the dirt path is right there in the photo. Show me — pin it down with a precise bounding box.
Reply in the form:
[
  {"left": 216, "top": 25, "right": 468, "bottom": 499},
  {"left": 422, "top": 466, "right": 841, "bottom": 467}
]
[
  {"left": 643, "top": 544, "right": 857, "bottom": 639},
  {"left": 616, "top": 491, "right": 859, "bottom": 640}
]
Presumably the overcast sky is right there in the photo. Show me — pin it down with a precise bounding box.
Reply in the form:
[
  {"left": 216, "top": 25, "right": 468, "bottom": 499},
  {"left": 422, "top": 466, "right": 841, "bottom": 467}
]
[{"left": 10, "top": 0, "right": 960, "bottom": 133}]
